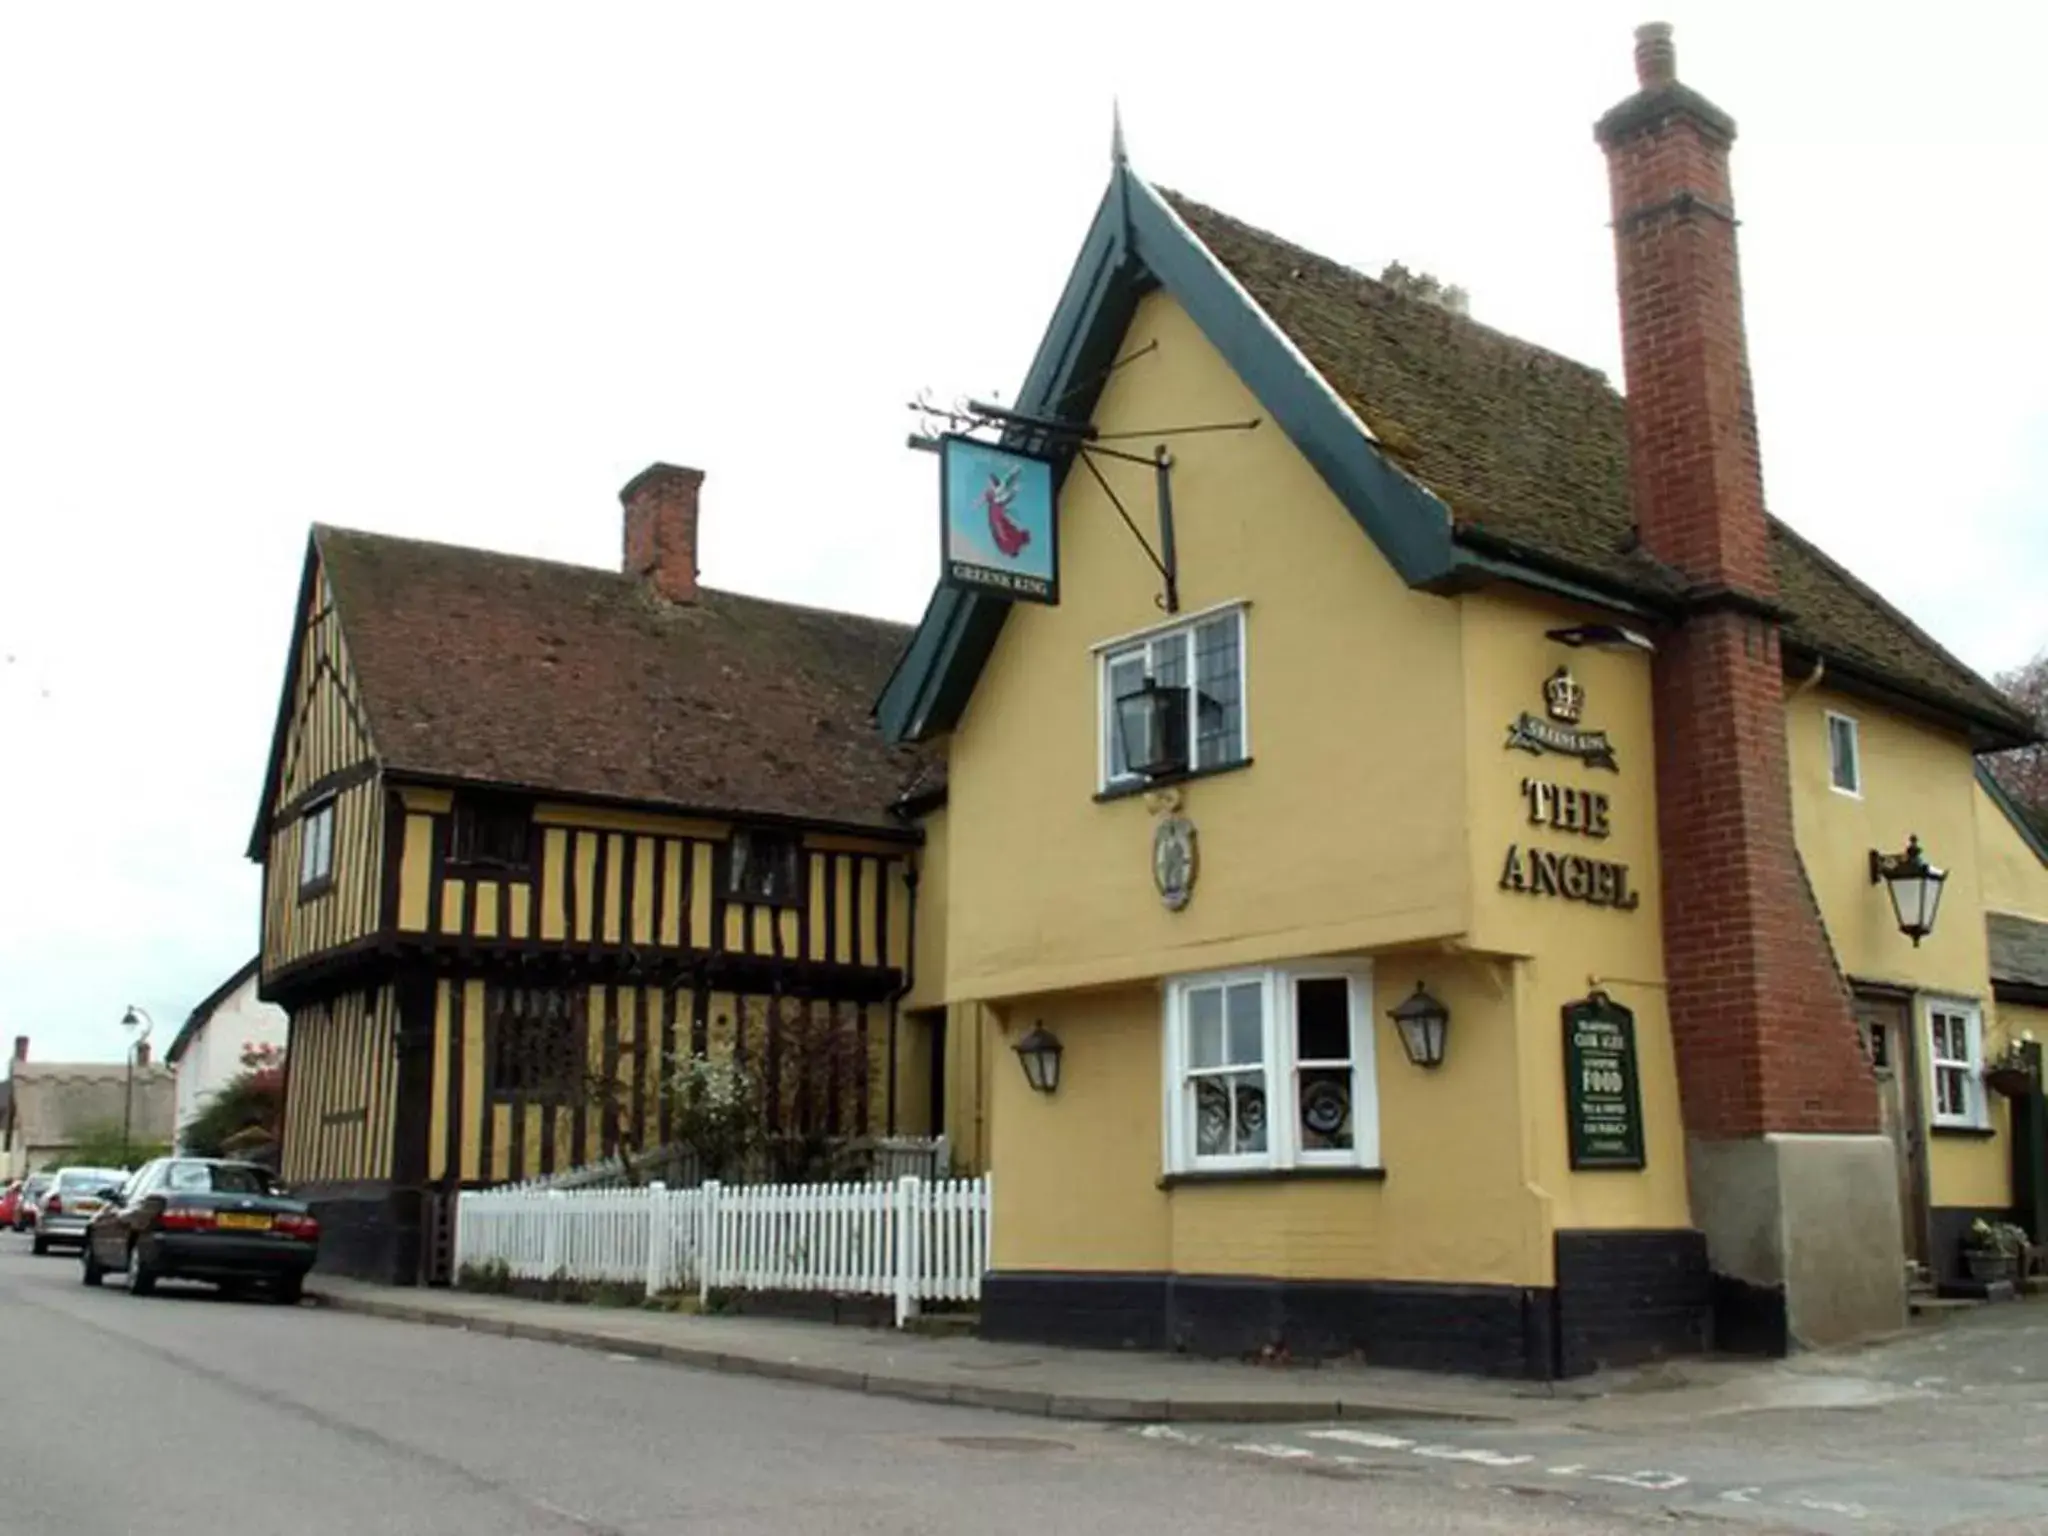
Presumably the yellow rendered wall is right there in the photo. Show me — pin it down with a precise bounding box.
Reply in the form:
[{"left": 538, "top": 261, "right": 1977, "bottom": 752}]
[
  {"left": 903, "top": 806, "right": 949, "bottom": 1013},
  {"left": 1786, "top": 686, "right": 2007, "bottom": 1210},
  {"left": 1977, "top": 779, "right": 2048, "bottom": 921},
  {"left": 987, "top": 962, "right": 1555, "bottom": 1287},
  {"left": 1458, "top": 591, "right": 1690, "bottom": 1234},
  {"left": 988, "top": 989, "right": 1170, "bottom": 1273},
  {"left": 941, "top": 288, "right": 1468, "bottom": 1004}
]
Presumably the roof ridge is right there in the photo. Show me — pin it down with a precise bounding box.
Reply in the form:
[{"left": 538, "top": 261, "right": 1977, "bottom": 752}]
[
  {"left": 1155, "top": 188, "right": 1623, "bottom": 394},
  {"left": 313, "top": 524, "right": 914, "bottom": 634}
]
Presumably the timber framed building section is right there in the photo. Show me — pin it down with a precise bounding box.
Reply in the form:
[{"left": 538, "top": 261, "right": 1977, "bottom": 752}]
[{"left": 251, "top": 509, "right": 930, "bottom": 1285}]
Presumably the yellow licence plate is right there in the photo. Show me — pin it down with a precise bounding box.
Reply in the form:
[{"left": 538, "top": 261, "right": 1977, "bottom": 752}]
[
  {"left": 74, "top": 1200, "right": 100, "bottom": 1214},
  {"left": 216, "top": 1213, "right": 273, "bottom": 1231}
]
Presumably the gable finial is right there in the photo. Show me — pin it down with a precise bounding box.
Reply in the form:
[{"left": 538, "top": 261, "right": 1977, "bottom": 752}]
[{"left": 1111, "top": 98, "right": 1128, "bottom": 167}]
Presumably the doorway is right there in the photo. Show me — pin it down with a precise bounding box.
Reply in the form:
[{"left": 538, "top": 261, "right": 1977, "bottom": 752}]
[{"left": 1853, "top": 989, "right": 1927, "bottom": 1268}]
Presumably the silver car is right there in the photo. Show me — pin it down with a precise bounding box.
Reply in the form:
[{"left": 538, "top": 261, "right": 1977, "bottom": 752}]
[{"left": 33, "top": 1167, "right": 129, "bottom": 1255}]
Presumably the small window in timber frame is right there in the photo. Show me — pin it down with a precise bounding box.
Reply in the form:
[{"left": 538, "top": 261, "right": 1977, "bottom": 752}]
[
  {"left": 450, "top": 794, "right": 533, "bottom": 873},
  {"left": 297, "top": 797, "right": 336, "bottom": 897},
  {"left": 487, "top": 987, "right": 585, "bottom": 1101},
  {"left": 723, "top": 829, "right": 805, "bottom": 907}
]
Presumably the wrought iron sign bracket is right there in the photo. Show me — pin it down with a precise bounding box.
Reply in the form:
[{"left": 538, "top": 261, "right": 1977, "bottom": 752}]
[{"left": 908, "top": 390, "right": 1258, "bottom": 616}]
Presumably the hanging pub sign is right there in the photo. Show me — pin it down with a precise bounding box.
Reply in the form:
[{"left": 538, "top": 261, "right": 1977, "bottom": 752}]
[
  {"left": 1562, "top": 991, "right": 1646, "bottom": 1170},
  {"left": 939, "top": 435, "right": 1059, "bottom": 604}
]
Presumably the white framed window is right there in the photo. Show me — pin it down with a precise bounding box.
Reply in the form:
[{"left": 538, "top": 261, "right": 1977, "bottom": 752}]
[
  {"left": 298, "top": 798, "right": 336, "bottom": 893},
  {"left": 1826, "top": 711, "right": 1861, "bottom": 797},
  {"left": 1927, "top": 998, "right": 1986, "bottom": 1129},
  {"left": 1162, "top": 961, "right": 1378, "bottom": 1174},
  {"left": 1097, "top": 603, "right": 1248, "bottom": 790}
]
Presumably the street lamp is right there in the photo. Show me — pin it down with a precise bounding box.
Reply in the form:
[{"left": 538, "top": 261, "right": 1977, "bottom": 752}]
[{"left": 119, "top": 1005, "right": 153, "bottom": 1168}]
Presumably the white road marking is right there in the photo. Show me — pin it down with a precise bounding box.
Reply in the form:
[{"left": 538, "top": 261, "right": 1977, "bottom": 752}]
[
  {"left": 1136, "top": 1425, "right": 1200, "bottom": 1443},
  {"left": 1588, "top": 1470, "right": 1688, "bottom": 1491},
  {"left": 1306, "top": 1429, "right": 1415, "bottom": 1451},
  {"left": 1232, "top": 1443, "right": 1316, "bottom": 1459},
  {"left": 1797, "top": 1497, "right": 1869, "bottom": 1518},
  {"left": 1720, "top": 1487, "right": 1762, "bottom": 1504},
  {"left": 1409, "top": 1445, "right": 1534, "bottom": 1468}
]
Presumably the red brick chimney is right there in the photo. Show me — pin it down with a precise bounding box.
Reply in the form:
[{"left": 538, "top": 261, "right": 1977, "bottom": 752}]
[
  {"left": 1597, "top": 23, "right": 1875, "bottom": 1145},
  {"left": 620, "top": 463, "right": 705, "bottom": 603},
  {"left": 11, "top": 1036, "right": 25, "bottom": 1064}
]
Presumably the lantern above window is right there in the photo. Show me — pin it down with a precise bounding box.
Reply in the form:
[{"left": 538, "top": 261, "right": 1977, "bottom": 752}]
[
  {"left": 1115, "top": 680, "right": 1190, "bottom": 780},
  {"left": 1869, "top": 835, "right": 1947, "bottom": 947}
]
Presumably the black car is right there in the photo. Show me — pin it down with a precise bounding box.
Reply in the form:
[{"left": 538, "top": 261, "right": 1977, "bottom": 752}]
[{"left": 80, "top": 1157, "right": 318, "bottom": 1303}]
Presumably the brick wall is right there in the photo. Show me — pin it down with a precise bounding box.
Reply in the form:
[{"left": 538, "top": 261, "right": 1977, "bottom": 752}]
[{"left": 1598, "top": 26, "right": 1876, "bottom": 1139}]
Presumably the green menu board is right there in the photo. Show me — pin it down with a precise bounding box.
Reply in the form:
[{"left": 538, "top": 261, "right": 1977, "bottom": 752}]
[{"left": 1564, "top": 991, "right": 1645, "bottom": 1170}]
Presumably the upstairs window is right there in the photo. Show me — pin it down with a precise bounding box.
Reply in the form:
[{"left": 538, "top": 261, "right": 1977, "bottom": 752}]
[
  {"left": 1826, "top": 711, "right": 1861, "bottom": 797},
  {"left": 488, "top": 987, "right": 586, "bottom": 1101},
  {"left": 1928, "top": 999, "right": 1986, "bottom": 1130},
  {"left": 725, "top": 829, "right": 805, "bottom": 907},
  {"left": 451, "top": 794, "right": 533, "bottom": 872},
  {"left": 1099, "top": 605, "right": 1247, "bottom": 791},
  {"left": 298, "top": 798, "right": 335, "bottom": 895}
]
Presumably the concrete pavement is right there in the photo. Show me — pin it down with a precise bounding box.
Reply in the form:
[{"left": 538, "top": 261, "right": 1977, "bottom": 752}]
[
  {"left": 0, "top": 1237, "right": 1714, "bottom": 1534},
  {"left": 307, "top": 1273, "right": 1558, "bottom": 1425}
]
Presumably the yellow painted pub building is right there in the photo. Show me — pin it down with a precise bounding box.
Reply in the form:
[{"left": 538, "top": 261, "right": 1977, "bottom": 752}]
[
  {"left": 878, "top": 26, "right": 2048, "bottom": 1375},
  {"left": 254, "top": 24, "right": 2048, "bottom": 1377}
]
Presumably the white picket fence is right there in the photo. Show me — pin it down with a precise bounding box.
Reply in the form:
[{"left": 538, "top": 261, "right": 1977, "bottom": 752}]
[{"left": 453, "top": 1174, "right": 990, "bottom": 1327}]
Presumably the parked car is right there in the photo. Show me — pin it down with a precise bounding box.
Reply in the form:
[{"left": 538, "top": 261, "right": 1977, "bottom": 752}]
[
  {"left": 0, "top": 1181, "right": 20, "bottom": 1228},
  {"left": 13, "top": 1173, "right": 53, "bottom": 1233},
  {"left": 33, "top": 1167, "right": 131, "bottom": 1254},
  {"left": 81, "top": 1157, "right": 317, "bottom": 1302}
]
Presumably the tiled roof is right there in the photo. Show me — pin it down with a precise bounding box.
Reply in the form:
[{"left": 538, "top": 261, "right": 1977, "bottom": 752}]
[
  {"left": 1162, "top": 193, "right": 2032, "bottom": 745},
  {"left": 315, "top": 528, "right": 927, "bottom": 833},
  {"left": 1991, "top": 913, "right": 2048, "bottom": 991}
]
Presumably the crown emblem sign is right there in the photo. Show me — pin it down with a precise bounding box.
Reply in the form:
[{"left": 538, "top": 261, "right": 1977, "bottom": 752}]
[{"left": 1544, "top": 667, "right": 1585, "bottom": 724}]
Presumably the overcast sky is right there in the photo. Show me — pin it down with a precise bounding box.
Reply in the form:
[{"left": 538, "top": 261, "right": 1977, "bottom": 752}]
[{"left": 3, "top": 4, "right": 2042, "bottom": 1063}]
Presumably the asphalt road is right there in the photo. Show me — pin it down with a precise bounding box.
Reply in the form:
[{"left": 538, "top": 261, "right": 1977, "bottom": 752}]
[{"left": 0, "top": 1238, "right": 1725, "bottom": 1536}]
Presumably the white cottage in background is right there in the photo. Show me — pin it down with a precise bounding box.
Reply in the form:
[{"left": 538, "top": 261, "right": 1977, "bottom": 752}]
[{"left": 167, "top": 958, "right": 287, "bottom": 1146}]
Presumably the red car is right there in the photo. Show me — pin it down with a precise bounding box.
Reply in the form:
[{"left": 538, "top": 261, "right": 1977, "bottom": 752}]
[{"left": 0, "top": 1182, "right": 21, "bottom": 1228}]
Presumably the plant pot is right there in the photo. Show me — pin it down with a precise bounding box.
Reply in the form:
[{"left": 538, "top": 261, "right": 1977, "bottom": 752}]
[
  {"left": 1986, "top": 1066, "right": 2035, "bottom": 1099},
  {"left": 1964, "top": 1250, "right": 2018, "bottom": 1284}
]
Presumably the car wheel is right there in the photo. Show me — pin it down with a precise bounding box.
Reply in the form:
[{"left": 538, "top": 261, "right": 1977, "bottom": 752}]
[
  {"left": 31, "top": 1233, "right": 48, "bottom": 1256},
  {"left": 273, "top": 1274, "right": 305, "bottom": 1306},
  {"left": 125, "top": 1243, "right": 156, "bottom": 1297},
  {"left": 81, "top": 1246, "right": 104, "bottom": 1287}
]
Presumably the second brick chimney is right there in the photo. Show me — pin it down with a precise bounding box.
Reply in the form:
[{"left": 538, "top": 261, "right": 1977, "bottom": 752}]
[
  {"left": 11, "top": 1036, "right": 24, "bottom": 1065},
  {"left": 1597, "top": 23, "right": 1896, "bottom": 1350},
  {"left": 621, "top": 463, "right": 705, "bottom": 603}
]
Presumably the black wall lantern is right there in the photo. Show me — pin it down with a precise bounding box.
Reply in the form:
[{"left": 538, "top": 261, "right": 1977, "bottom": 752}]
[
  {"left": 1013, "top": 1022, "right": 1064, "bottom": 1095},
  {"left": 1388, "top": 983, "right": 1450, "bottom": 1069},
  {"left": 1115, "top": 680, "right": 1189, "bottom": 780},
  {"left": 1869, "top": 834, "right": 1947, "bottom": 947}
]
